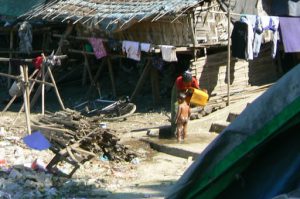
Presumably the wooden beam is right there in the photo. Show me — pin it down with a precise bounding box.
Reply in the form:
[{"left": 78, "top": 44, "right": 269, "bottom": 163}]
[
  {"left": 130, "top": 59, "right": 151, "bottom": 102},
  {"left": 47, "top": 67, "right": 65, "bottom": 110},
  {"left": 106, "top": 56, "right": 117, "bottom": 97}
]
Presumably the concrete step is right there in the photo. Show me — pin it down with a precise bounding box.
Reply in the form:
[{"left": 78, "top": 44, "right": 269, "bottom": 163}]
[
  {"left": 227, "top": 112, "right": 240, "bottom": 122},
  {"left": 209, "top": 121, "right": 230, "bottom": 133}
]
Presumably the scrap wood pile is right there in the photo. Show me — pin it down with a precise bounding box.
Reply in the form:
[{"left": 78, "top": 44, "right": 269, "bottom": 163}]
[{"left": 32, "top": 109, "right": 137, "bottom": 163}]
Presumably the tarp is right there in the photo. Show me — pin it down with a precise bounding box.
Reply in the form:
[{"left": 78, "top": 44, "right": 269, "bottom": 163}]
[
  {"left": 217, "top": 0, "right": 300, "bottom": 17},
  {"left": 167, "top": 63, "right": 300, "bottom": 199},
  {"left": 0, "top": 0, "right": 46, "bottom": 17}
]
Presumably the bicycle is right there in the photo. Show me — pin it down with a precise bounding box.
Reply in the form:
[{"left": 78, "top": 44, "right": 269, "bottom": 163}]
[{"left": 73, "top": 96, "right": 136, "bottom": 121}]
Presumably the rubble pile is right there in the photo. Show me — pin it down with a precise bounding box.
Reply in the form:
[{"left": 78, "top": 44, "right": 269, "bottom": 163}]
[{"left": 33, "top": 109, "right": 137, "bottom": 163}]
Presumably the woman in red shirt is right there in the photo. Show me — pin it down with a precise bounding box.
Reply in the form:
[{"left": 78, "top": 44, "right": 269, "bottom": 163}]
[{"left": 171, "top": 70, "right": 199, "bottom": 137}]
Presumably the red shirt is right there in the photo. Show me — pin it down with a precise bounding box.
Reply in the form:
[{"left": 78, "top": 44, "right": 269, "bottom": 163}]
[{"left": 175, "top": 76, "right": 199, "bottom": 91}]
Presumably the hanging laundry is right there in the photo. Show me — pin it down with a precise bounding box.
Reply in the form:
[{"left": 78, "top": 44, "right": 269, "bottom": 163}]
[
  {"left": 122, "top": 40, "right": 141, "bottom": 61},
  {"left": 260, "top": 16, "right": 280, "bottom": 58},
  {"left": 279, "top": 17, "right": 300, "bottom": 53},
  {"left": 231, "top": 20, "right": 248, "bottom": 60},
  {"left": 18, "top": 21, "right": 32, "bottom": 55},
  {"left": 159, "top": 45, "right": 177, "bottom": 62},
  {"left": 240, "top": 16, "right": 254, "bottom": 60},
  {"left": 88, "top": 37, "right": 107, "bottom": 59},
  {"left": 252, "top": 16, "right": 264, "bottom": 58},
  {"left": 33, "top": 56, "right": 43, "bottom": 70},
  {"left": 140, "top": 43, "right": 151, "bottom": 52}
]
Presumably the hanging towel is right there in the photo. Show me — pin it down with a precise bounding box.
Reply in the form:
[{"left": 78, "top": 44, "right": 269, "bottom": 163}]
[
  {"left": 88, "top": 37, "right": 107, "bottom": 59},
  {"left": 160, "top": 45, "right": 178, "bottom": 62},
  {"left": 279, "top": 17, "right": 300, "bottom": 53},
  {"left": 141, "top": 43, "right": 151, "bottom": 52},
  {"left": 122, "top": 40, "right": 141, "bottom": 61}
]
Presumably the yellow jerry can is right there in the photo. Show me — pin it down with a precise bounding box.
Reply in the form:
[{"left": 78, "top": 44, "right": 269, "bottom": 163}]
[{"left": 189, "top": 88, "right": 209, "bottom": 106}]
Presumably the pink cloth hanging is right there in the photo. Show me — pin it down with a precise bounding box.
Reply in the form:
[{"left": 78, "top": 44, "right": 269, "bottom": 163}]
[{"left": 88, "top": 37, "right": 107, "bottom": 59}]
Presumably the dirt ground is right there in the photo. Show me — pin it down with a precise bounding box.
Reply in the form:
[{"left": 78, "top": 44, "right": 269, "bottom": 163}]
[{"left": 0, "top": 106, "right": 192, "bottom": 198}]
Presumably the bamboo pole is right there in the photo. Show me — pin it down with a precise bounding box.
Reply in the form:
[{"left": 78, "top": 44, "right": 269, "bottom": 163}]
[
  {"left": 82, "top": 50, "right": 95, "bottom": 86},
  {"left": 2, "top": 69, "right": 39, "bottom": 113},
  {"left": 7, "top": 30, "right": 13, "bottom": 89},
  {"left": 0, "top": 72, "right": 54, "bottom": 87},
  {"left": 41, "top": 55, "right": 46, "bottom": 115},
  {"left": 130, "top": 59, "right": 151, "bottom": 102},
  {"left": 106, "top": 56, "right": 117, "bottom": 97},
  {"left": 188, "top": 11, "right": 197, "bottom": 62},
  {"left": 226, "top": 0, "right": 231, "bottom": 106},
  {"left": 21, "top": 65, "right": 32, "bottom": 134},
  {"left": 47, "top": 66, "right": 65, "bottom": 110},
  {"left": 150, "top": 66, "right": 160, "bottom": 105}
]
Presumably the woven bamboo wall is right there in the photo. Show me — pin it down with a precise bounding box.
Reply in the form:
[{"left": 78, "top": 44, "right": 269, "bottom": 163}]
[
  {"left": 112, "top": 0, "right": 228, "bottom": 46},
  {"left": 113, "top": 17, "right": 192, "bottom": 46},
  {"left": 190, "top": 45, "right": 278, "bottom": 100}
]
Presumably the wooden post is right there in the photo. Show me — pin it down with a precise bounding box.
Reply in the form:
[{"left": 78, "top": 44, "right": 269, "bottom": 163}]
[
  {"left": 130, "top": 59, "right": 151, "bottom": 102},
  {"left": 7, "top": 30, "right": 13, "bottom": 88},
  {"left": 47, "top": 66, "right": 65, "bottom": 110},
  {"left": 150, "top": 66, "right": 160, "bottom": 105},
  {"left": 188, "top": 11, "right": 197, "bottom": 62},
  {"left": 22, "top": 65, "right": 32, "bottom": 134},
  {"left": 85, "top": 58, "right": 106, "bottom": 97},
  {"left": 82, "top": 51, "right": 95, "bottom": 86},
  {"left": 226, "top": 0, "right": 231, "bottom": 106},
  {"left": 106, "top": 56, "right": 117, "bottom": 97},
  {"left": 41, "top": 58, "right": 45, "bottom": 115},
  {"left": 18, "top": 70, "right": 41, "bottom": 114}
]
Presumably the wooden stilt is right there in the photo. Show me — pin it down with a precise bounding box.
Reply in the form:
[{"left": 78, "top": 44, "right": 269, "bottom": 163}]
[
  {"left": 47, "top": 66, "right": 65, "bottom": 110},
  {"left": 130, "top": 59, "right": 151, "bottom": 102},
  {"left": 7, "top": 30, "right": 13, "bottom": 88},
  {"left": 22, "top": 65, "right": 32, "bottom": 134},
  {"left": 2, "top": 95, "right": 17, "bottom": 113},
  {"left": 85, "top": 58, "right": 106, "bottom": 97},
  {"left": 82, "top": 61, "right": 87, "bottom": 86},
  {"left": 150, "top": 66, "right": 161, "bottom": 105},
  {"left": 19, "top": 70, "right": 41, "bottom": 113},
  {"left": 106, "top": 56, "right": 117, "bottom": 97},
  {"left": 82, "top": 51, "right": 95, "bottom": 86}
]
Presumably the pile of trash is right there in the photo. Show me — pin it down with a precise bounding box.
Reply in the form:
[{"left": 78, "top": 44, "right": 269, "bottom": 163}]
[{"left": 0, "top": 113, "right": 141, "bottom": 198}]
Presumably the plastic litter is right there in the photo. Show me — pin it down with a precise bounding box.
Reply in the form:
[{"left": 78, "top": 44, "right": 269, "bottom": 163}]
[{"left": 23, "top": 131, "right": 51, "bottom": 150}]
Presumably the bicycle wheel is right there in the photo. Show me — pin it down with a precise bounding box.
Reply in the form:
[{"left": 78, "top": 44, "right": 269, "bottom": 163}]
[{"left": 102, "top": 103, "right": 136, "bottom": 121}]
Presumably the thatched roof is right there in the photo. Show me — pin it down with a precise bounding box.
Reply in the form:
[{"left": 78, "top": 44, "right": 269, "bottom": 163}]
[{"left": 22, "top": 0, "right": 204, "bottom": 31}]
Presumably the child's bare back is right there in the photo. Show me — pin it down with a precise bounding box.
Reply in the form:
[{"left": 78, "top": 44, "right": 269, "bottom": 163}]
[{"left": 175, "top": 93, "right": 191, "bottom": 142}]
